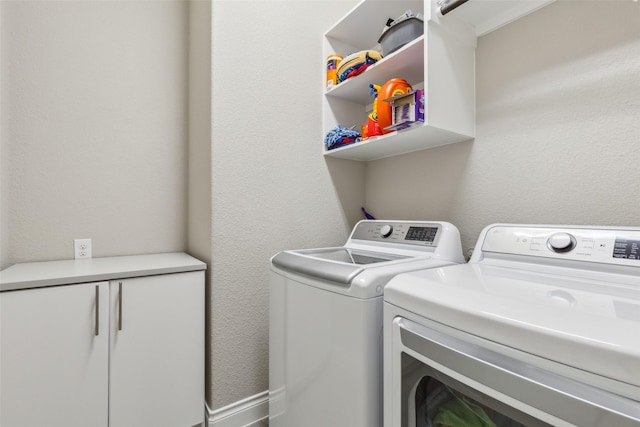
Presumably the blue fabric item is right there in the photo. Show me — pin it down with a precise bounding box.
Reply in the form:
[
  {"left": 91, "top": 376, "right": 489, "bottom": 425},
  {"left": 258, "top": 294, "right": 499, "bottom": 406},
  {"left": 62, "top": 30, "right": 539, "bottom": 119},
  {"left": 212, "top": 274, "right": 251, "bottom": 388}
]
[{"left": 325, "top": 125, "right": 361, "bottom": 150}]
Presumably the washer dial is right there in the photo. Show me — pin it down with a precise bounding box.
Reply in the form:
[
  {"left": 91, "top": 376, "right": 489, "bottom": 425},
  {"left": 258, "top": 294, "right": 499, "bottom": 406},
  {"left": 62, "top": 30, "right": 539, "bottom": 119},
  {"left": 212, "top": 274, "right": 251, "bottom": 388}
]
[
  {"left": 547, "top": 232, "right": 576, "bottom": 253},
  {"left": 380, "top": 224, "right": 393, "bottom": 238}
]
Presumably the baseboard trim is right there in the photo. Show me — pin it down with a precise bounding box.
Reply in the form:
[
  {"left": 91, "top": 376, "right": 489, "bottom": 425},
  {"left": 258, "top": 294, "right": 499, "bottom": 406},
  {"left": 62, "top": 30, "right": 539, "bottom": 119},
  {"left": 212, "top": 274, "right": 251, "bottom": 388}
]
[{"left": 206, "top": 391, "right": 269, "bottom": 427}]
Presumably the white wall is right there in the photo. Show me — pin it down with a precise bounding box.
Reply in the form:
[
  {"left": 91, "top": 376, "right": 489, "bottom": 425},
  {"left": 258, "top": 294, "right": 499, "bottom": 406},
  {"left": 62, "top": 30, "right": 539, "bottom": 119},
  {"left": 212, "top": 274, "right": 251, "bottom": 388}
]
[
  {"left": 209, "top": 0, "right": 363, "bottom": 409},
  {"left": 365, "top": 0, "right": 640, "bottom": 253},
  {"left": 0, "top": 1, "right": 189, "bottom": 269}
]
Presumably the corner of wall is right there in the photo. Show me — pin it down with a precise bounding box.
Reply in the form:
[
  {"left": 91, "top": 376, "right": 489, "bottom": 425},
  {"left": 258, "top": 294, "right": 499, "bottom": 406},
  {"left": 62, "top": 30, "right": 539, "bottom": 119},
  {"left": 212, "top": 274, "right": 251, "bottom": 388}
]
[
  {"left": 0, "top": 1, "right": 9, "bottom": 270},
  {"left": 186, "top": 0, "right": 213, "bottom": 407}
]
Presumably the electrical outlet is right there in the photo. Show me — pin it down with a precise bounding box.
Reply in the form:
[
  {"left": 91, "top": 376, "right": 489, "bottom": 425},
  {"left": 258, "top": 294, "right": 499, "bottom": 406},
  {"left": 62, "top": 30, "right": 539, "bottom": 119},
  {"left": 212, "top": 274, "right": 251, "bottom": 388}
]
[{"left": 74, "top": 238, "right": 92, "bottom": 259}]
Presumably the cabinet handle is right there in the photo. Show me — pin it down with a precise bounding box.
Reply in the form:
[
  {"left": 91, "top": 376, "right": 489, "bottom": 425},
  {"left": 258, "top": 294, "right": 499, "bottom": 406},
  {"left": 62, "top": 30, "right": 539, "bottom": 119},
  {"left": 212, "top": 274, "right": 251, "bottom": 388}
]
[
  {"left": 118, "top": 281, "right": 123, "bottom": 331},
  {"left": 95, "top": 285, "right": 100, "bottom": 336}
]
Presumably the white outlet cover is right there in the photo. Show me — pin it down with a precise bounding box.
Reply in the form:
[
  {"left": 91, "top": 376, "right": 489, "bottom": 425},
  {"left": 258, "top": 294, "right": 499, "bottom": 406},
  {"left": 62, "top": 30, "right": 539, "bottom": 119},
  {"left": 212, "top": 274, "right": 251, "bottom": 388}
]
[{"left": 74, "top": 238, "right": 92, "bottom": 259}]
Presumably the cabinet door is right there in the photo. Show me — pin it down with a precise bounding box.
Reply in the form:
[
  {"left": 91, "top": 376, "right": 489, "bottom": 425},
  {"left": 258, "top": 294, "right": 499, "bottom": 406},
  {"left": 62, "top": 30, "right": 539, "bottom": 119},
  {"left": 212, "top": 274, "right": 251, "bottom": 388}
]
[
  {"left": 109, "top": 271, "right": 204, "bottom": 427},
  {"left": 0, "top": 282, "right": 109, "bottom": 427}
]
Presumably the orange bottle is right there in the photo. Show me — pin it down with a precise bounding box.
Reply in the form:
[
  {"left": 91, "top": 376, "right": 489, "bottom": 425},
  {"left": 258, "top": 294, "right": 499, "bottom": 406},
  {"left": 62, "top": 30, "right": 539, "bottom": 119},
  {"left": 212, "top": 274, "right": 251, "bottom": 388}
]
[
  {"left": 377, "top": 78, "right": 413, "bottom": 134},
  {"left": 326, "top": 54, "right": 343, "bottom": 89}
]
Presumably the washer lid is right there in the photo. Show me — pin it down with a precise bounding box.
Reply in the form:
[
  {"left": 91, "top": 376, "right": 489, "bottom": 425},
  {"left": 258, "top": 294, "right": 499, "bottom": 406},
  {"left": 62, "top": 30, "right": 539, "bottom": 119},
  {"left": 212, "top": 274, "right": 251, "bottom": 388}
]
[
  {"left": 384, "top": 263, "right": 640, "bottom": 390},
  {"left": 271, "top": 248, "right": 411, "bottom": 285},
  {"left": 296, "top": 247, "right": 408, "bottom": 265}
]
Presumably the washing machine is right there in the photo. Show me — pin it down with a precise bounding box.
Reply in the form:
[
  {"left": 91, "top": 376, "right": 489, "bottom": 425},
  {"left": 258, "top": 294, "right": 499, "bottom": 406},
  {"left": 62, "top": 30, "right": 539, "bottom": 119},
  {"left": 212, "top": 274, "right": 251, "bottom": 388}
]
[
  {"left": 384, "top": 223, "right": 640, "bottom": 427},
  {"left": 269, "top": 220, "right": 464, "bottom": 427}
]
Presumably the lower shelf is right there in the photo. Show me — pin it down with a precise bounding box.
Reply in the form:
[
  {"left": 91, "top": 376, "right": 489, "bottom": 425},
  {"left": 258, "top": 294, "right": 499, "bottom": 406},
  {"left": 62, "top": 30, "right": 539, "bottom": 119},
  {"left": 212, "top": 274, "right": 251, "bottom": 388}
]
[{"left": 323, "top": 123, "right": 472, "bottom": 161}]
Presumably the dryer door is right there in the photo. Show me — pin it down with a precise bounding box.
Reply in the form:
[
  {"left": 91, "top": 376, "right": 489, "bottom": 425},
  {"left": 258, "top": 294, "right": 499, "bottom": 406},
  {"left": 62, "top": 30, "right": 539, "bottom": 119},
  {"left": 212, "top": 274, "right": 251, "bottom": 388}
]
[{"left": 389, "top": 317, "right": 640, "bottom": 427}]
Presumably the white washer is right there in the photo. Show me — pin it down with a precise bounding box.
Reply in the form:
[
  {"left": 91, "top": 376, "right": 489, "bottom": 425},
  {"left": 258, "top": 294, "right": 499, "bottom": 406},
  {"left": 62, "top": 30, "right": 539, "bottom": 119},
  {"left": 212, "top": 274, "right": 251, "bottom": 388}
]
[
  {"left": 384, "top": 224, "right": 640, "bottom": 427},
  {"left": 269, "top": 220, "right": 464, "bottom": 427}
]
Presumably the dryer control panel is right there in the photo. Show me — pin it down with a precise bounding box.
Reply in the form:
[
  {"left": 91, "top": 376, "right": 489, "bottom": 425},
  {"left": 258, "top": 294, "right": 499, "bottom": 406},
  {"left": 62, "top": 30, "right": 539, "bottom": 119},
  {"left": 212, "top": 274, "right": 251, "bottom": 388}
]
[
  {"left": 350, "top": 221, "right": 442, "bottom": 247},
  {"left": 481, "top": 225, "right": 640, "bottom": 266}
]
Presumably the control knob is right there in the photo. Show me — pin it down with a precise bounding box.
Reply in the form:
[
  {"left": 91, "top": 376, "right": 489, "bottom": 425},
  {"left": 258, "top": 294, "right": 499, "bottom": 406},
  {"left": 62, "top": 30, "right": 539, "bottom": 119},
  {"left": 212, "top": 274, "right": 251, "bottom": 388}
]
[
  {"left": 547, "top": 232, "right": 576, "bottom": 253},
  {"left": 380, "top": 224, "right": 393, "bottom": 238}
]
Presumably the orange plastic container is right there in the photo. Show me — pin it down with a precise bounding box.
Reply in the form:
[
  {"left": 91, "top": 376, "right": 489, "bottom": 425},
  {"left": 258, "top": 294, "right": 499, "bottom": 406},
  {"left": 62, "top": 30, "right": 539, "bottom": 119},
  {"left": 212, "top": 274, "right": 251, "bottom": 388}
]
[{"left": 377, "top": 78, "right": 413, "bottom": 133}]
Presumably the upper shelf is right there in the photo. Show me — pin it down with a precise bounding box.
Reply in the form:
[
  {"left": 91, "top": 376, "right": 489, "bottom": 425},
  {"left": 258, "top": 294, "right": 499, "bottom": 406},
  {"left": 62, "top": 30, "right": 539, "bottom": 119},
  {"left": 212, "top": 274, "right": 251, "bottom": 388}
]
[
  {"left": 325, "top": 0, "right": 423, "bottom": 47},
  {"left": 325, "top": 36, "right": 424, "bottom": 105},
  {"left": 325, "top": 0, "right": 556, "bottom": 42},
  {"left": 439, "top": 0, "right": 555, "bottom": 36}
]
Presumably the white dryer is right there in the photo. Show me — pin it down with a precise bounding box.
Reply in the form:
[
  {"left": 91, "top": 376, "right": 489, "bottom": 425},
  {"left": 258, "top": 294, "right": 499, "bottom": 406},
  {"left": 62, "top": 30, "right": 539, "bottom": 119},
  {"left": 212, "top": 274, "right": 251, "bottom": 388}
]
[
  {"left": 269, "top": 220, "right": 464, "bottom": 427},
  {"left": 384, "top": 224, "right": 640, "bottom": 427}
]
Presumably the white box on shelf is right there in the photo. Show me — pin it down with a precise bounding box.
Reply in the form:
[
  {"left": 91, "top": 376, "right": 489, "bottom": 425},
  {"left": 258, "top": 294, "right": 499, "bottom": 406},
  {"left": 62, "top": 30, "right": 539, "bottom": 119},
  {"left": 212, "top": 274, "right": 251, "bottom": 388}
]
[{"left": 384, "top": 89, "right": 424, "bottom": 131}]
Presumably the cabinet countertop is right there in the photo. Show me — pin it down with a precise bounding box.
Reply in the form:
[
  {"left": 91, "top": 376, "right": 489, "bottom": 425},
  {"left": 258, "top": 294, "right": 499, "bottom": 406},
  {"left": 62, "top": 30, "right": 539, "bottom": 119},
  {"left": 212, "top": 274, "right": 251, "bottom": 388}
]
[{"left": 0, "top": 252, "right": 206, "bottom": 292}]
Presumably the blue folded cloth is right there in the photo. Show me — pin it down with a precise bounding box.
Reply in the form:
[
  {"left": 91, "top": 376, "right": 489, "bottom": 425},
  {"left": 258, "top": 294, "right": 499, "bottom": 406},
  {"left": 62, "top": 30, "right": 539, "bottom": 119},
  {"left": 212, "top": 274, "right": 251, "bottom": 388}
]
[{"left": 324, "top": 125, "right": 361, "bottom": 150}]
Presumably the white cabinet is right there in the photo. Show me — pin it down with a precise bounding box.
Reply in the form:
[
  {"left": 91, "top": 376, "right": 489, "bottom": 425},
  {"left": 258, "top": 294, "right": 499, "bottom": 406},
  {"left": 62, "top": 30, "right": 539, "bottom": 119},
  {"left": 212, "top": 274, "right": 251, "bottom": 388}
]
[
  {"left": 323, "top": 0, "right": 554, "bottom": 161},
  {"left": 108, "top": 273, "right": 204, "bottom": 427},
  {"left": 0, "top": 253, "right": 206, "bottom": 427},
  {"left": 1, "top": 282, "right": 110, "bottom": 427}
]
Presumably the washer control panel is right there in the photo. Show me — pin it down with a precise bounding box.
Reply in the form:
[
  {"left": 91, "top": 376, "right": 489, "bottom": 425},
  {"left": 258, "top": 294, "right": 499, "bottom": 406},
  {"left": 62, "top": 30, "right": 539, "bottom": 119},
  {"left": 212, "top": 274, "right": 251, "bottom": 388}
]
[
  {"left": 350, "top": 221, "right": 441, "bottom": 247},
  {"left": 482, "top": 225, "right": 640, "bottom": 266}
]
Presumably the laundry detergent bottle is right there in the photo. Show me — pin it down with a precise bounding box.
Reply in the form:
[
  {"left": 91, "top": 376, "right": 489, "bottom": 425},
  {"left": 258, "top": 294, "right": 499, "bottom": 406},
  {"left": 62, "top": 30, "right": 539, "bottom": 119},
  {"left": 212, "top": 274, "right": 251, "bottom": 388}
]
[{"left": 377, "top": 78, "right": 412, "bottom": 134}]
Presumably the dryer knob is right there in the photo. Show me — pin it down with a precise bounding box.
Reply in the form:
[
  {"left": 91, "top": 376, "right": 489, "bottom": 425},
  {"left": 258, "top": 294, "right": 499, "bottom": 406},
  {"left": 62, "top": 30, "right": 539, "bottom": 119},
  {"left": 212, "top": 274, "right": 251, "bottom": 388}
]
[
  {"left": 380, "top": 224, "right": 393, "bottom": 238},
  {"left": 547, "top": 233, "right": 576, "bottom": 253}
]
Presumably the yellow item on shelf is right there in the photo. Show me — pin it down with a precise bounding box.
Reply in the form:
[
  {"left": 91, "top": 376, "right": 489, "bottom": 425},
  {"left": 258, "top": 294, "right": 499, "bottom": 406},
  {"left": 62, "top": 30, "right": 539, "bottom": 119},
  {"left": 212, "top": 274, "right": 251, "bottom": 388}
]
[{"left": 336, "top": 50, "right": 383, "bottom": 83}]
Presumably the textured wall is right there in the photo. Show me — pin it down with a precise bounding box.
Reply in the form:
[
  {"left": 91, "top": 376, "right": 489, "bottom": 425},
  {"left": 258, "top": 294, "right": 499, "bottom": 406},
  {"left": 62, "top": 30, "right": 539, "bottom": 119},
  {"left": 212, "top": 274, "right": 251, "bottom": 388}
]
[
  {"left": 365, "top": 0, "right": 640, "bottom": 253},
  {"left": 209, "top": 0, "right": 363, "bottom": 409},
  {"left": 0, "top": 1, "right": 188, "bottom": 268}
]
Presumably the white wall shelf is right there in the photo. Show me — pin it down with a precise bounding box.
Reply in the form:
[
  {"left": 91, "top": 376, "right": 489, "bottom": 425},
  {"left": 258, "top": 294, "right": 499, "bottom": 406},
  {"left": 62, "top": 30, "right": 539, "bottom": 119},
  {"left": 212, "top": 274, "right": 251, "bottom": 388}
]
[
  {"left": 325, "top": 123, "right": 471, "bottom": 162},
  {"left": 322, "top": 0, "right": 555, "bottom": 162}
]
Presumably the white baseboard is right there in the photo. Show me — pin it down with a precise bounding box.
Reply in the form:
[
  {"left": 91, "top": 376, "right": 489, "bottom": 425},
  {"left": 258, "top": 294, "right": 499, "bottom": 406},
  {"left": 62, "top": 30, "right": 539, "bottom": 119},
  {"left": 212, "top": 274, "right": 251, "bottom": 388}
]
[{"left": 206, "top": 390, "right": 269, "bottom": 427}]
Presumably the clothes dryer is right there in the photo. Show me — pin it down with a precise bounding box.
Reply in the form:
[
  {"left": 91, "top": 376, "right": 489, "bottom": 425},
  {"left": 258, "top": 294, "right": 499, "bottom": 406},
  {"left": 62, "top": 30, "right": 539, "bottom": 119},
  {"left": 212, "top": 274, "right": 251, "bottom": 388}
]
[
  {"left": 384, "top": 224, "right": 640, "bottom": 427},
  {"left": 269, "top": 220, "right": 464, "bottom": 427}
]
